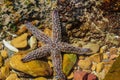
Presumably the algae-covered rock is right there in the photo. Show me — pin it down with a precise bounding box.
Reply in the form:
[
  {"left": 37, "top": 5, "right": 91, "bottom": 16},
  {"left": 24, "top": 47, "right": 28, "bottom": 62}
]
[
  {"left": 63, "top": 53, "right": 77, "bottom": 75},
  {"left": 104, "top": 55, "right": 120, "bottom": 80},
  {"left": 10, "top": 52, "right": 52, "bottom": 77}
]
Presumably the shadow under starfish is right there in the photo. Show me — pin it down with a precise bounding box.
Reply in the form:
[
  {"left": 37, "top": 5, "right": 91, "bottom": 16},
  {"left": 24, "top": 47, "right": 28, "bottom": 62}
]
[{"left": 21, "top": 9, "right": 92, "bottom": 80}]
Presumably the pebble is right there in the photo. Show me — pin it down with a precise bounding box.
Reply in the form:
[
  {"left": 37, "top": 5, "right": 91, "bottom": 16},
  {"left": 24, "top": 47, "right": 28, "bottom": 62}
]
[
  {"left": 44, "top": 28, "right": 52, "bottom": 37},
  {"left": 10, "top": 52, "right": 52, "bottom": 77},
  {"left": 16, "top": 24, "right": 27, "bottom": 35},
  {"left": 6, "top": 73, "right": 20, "bottom": 80},
  {"left": 78, "top": 58, "right": 92, "bottom": 70},
  {"left": 67, "top": 72, "right": 73, "bottom": 80},
  {"left": 0, "top": 55, "right": 3, "bottom": 67},
  {"left": 11, "top": 33, "right": 28, "bottom": 48},
  {"left": 83, "top": 43, "right": 100, "bottom": 53},
  {"left": 109, "top": 47, "right": 118, "bottom": 55},
  {"left": 73, "top": 70, "right": 89, "bottom": 80},
  {"left": 96, "top": 62, "right": 104, "bottom": 73},
  {"left": 63, "top": 53, "right": 77, "bottom": 75},
  {"left": 29, "top": 36, "right": 37, "bottom": 49},
  {"left": 1, "top": 50, "right": 8, "bottom": 58},
  {"left": 89, "top": 53, "right": 103, "bottom": 63}
]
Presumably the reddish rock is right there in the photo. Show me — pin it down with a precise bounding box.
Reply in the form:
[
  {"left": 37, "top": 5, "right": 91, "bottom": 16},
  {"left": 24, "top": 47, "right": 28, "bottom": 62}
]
[
  {"left": 87, "top": 74, "right": 98, "bottom": 80},
  {"left": 73, "top": 71, "right": 89, "bottom": 80}
]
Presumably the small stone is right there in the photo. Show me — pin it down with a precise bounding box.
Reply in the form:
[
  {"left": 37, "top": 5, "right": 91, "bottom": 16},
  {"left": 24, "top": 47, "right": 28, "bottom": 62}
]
[
  {"left": 1, "top": 50, "right": 8, "bottom": 58},
  {"left": 91, "top": 63, "right": 97, "bottom": 71},
  {"left": 78, "top": 58, "right": 92, "bottom": 70},
  {"left": 48, "top": 60, "right": 53, "bottom": 68},
  {"left": 0, "top": 43, "right": 3, "bottom": 50},
  {"left": 63, "top": 54, "right": 77, "bottom": 75},
  {"left": 73, "top": 70, "right": 89, "bottom": 80},
  {"left": 89, "top": 53, "right": 103, "bottom": 63},
  {"left": 10, "top": 52, "right": 52, "bottom": 77},
  {"left": 96, "top": 62, "right": 104, "bottom": 73},
  {"left": 67, "top": 72, "right": 73, "bottom": 80},
  {"left": 100, "top": 45, "right": 107, "bottom": 53},
  {"left": 44, "top": 28, "right": 52, "bottom": 37},
  {"left": 109, "top": 47, "right": 118, "bottom": 55},
  {"left": 34, "top": 77, "right": 47, "bottom": 80},
  {"left": 103, "top": 53, "right": 109, "bottom": 60},
  {"left": 11, "top": 33, "right": 28, "bottom": 48},
  {"left": 109, "top": 54, "right": 118, "bottom": 60},
  {"left": 87, "top": 73, "right": 98, "bottom": 80},
  {"left": 16, "top": 24, "right": 27, "bottom": 35},
  {"left": 0, "top": 66, "right": 10, "bottom": 79},
  {"left": 29, "top": 36, "right": 37, "bottom": 49},
  {"left": 83, "top": 43, "right": 100, "bottom": 53},
  {"left": 0, "top": 55, "right": 3, "bottom": 67},
  {"left": 6, "top": 73, "right": 20, "bottom": 80}
]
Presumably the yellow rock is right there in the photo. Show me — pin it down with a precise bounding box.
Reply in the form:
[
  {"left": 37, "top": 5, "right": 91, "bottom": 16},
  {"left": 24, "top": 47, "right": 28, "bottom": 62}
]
[
  {"left": 11, "top": 33, "right": 28, "bottom": 48},
  {"left": 34, "top": 77, "right": 47, "bottom": 80},
  {"left": 103, "top": 53, "right": 109, "bottom": 60},
  {"left": 6, "top": 73, "right": 20, "bottom": 80},
  {"left": 44, "top": 28, "right": 52, "bottom": 37},
  {"left": 0, "top": 55, "right": 3, "bottom": 67},
  {"left": 91, "top": 63, "right": 97, "bottom": 71},
  {"left": 96, "top": 62, "right": 104, "bottom": 73},
  {"left": 10, "top": 52, "right": 52, "bottom": 77},
  {"left": 78, "top": 58, "right": 92, "bottom": 70},
  {"left": 0, "top": 66, "right": 10, "bottom": 79},
  {"left": 1, "top": 50, "right": 8, "bottom": 58},
  {"left": 48, "top": 60, "right": 53, "bottom": 68},
  {"left": 89, "top": 53, "right": 103, "bottom": 63}
]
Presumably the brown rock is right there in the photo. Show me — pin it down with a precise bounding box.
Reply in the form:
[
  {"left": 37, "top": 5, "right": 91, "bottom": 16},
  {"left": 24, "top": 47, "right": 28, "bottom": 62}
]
[
  {"left": 10, "top": 52, "right": 52, "bottom": 77},
  {"left": 74, "top": 70, "right": 89, "bottom": 80},
  {"left": 87, "top": 73, "right": 98, "bottom": 80},
  {"left": 11, "top": 33, "right": 28, "bottom": 48}
]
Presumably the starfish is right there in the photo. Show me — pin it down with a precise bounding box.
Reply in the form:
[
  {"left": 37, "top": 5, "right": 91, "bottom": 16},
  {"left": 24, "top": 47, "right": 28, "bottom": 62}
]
[{"left": 22, "top": 9, "right": 91, "bottom": 80}]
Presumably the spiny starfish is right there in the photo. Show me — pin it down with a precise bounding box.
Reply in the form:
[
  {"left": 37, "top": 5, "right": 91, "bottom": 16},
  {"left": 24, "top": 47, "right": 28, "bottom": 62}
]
[{"left": 22, "top": 9, "right": 91, "bottom": 80}]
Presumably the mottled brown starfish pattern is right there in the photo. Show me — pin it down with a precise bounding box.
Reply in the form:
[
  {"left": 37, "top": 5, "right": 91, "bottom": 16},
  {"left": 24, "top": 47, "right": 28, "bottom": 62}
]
[{"left": 22, "top": 9, "right": 91, "bottom": 80}]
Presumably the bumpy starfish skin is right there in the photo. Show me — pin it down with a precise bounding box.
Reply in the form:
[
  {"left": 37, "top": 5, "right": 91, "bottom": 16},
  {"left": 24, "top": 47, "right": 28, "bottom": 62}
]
[{"left": 22, "top": 9, "right": 91, "bottom": 80}]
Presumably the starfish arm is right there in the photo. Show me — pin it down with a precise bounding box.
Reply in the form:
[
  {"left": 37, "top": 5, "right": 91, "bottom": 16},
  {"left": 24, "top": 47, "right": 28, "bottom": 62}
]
[
  {"left": 52, "top": 9, "right": 61, "bottom": 42},
  {"left": 25, "top": 22, "right": 52, "bottom": 44},
  {"left": 22, "top": 45, "right": 50, "bottom": 62},
  {"left": 51, "top": 50, "right": 66, "bottom": 80},
  {"left": 58, "top": 42, "right": 91, "bottom": 55}
]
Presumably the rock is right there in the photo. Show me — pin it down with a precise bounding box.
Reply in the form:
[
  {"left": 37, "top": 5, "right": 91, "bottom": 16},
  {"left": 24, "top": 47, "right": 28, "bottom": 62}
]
[
  {"left": 73, "top": 70, "right": 89, "bottom": 80},
  {"left": 78, "top": 58, "right": 92, "bottom": 70},
  {"left": 91, "top": 63, "right": 97, "bottom": 71},
  {"left": 96, "top": 62, "right": 104, "bottom": 73},
  {"left": 44, "top": 28, "right": 52, "bottom": 37},
  {"left": 67, "top": 72, "right": 73, "bottom": 80},
  {"left": 1, "top": 50, "right": 8, "bottom": 58},
  {"left": 79, "top": 56, "right": 85, "bottom": 60},
  {"left": 11, "top": 33, "right": 28, "bottom": 48},
  {"left": 83, "top": 43, "right": 100, "bottom": 53},
  {"left": 109, "top": 47, "right": 118, "bottom": 55},
  {"left": 87, "top": 73, "right": 98, "bottom": 80},
  {"left": 104, "top": 55, "right": 120, "bottom": 80},
  {"left": 100, "top": 45, "right": 107, "bottom": 53},
  {"left": 29, "top": 36, "right": 37, "bottom": 49},
  {"left": 34, "top": 77, "right": 47, "bottom": 80},
  {"left": 6, "top": 73, "right": 20, "bottom": 80},
  {"left": 109, "top": 54, "right": 118, "bottom": 60},
  {"left": 0, "top": 55, "right": 3, "bottom": 67},
  {"left": 89, "top": 53, "right": 103, "bottom": 63},
  {"left": 10, "top": 52, "right": 52, "bottom": 77},
  {"left": 16, "top": 24, "right": 27, "bottom": 35},
  {"left": 103, "top": 53, "right": 109, "bottom": 60},
  {"left": 63, "top": 54, "right": 77, "bottom": 75},
  {"left": 48, "top": 60, "right": 53, "bottom": 68},
  {"left": 0, "top": 66, "right": 10, "bottom": 80}
]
